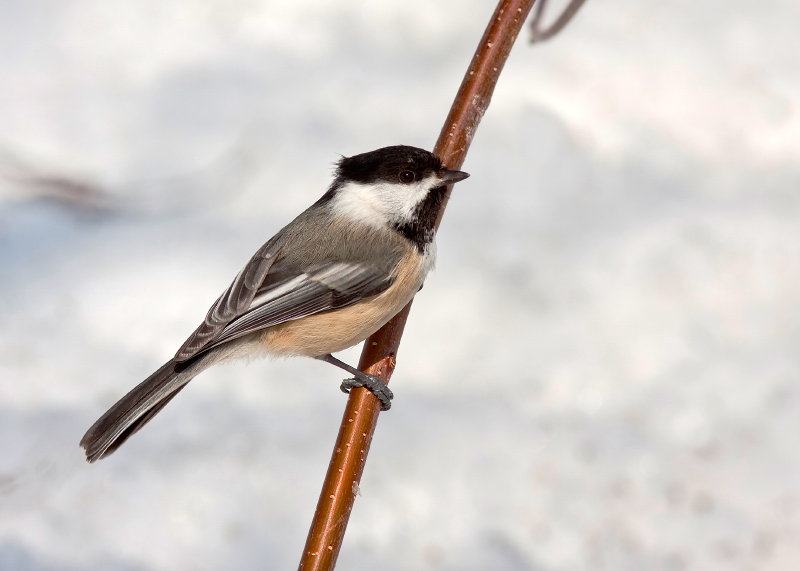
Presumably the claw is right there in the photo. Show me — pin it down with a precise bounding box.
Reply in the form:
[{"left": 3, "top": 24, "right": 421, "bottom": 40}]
[{"left": 340, "top": 378, "right": 362, "bottom": 394}]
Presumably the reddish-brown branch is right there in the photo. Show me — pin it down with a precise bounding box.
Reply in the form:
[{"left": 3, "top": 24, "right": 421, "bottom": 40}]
[{"left": 297, "top": 2, "right": 536, "bottom": 569}]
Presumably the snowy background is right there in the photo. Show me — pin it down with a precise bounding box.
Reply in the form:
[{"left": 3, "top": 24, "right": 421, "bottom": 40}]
[{"left": 1, "top": 0, "right": 800, "bottom": 569}]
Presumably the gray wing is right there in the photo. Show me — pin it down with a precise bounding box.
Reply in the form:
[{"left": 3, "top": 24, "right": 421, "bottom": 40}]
[
  {"left": 206, "top": 261, "right": 392, "bottom": 349},
  {"left": 175, "top": 243, "right": 393, "bottom": 361},
  {"left": 175, "top": 234, "right": 287, "bottom": 361}
]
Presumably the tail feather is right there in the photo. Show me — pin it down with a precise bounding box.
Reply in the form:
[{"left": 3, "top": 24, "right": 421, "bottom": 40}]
[
  {"left": 80, "top": 358, "right": 201, "bottom": 462},
  {"left": 94, "top": 384, "right": 188, "bottom": 460}
]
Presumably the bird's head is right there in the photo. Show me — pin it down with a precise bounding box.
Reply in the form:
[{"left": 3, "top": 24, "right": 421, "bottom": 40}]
[{"left": 325, "top": 145, "right": 469, "bottom": 243}]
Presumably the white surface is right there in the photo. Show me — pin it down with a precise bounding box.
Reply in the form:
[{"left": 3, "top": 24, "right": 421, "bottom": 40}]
[{"left": 1, "top": 1, "right": 799, "bottom": 569}]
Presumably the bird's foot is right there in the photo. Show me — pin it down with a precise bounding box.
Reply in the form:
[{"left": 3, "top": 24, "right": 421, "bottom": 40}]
[{"left": 340, "top": 374, "right": 393, "bottom": 411}]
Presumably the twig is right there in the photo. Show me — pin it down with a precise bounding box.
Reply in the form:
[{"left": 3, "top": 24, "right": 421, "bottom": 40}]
[
  {"left": 529, "top": 0, "right": 587, "bottom": 43},
  {"left": 296, "top": 2, "right": 536, "bottom": 569},
  {"left": 0, "top": 150, "right": 114, "bottom": 213}
]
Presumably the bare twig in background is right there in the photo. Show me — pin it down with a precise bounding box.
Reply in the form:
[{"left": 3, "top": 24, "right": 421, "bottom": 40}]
[
  {"left": 0, "top": 150, "right": 113, "bottom": 213},
  {"left": 297, "top": 0, "right": 587, "bottom": 568},
  {"left": 0, "top": 144, "right": 253, "bottom": 216},
  {"left": 15, "top": 175, "right": 113, "bottom": 212},
  {"left": 529, "top": 0, "right": 587, "bottom": 43}
]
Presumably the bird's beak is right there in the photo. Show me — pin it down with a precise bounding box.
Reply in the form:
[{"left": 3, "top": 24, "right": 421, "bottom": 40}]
[{"left": 438, "top": 168, "right": 470, "bottom": 184}]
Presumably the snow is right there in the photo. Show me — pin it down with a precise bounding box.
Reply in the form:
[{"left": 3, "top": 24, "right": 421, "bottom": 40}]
[{"left": 1, "top": 0, "right": 800, "bottom": 569}]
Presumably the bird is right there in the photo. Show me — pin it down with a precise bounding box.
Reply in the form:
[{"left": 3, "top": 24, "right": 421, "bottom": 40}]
[{"left": 80, "top": 145, "right": 469, "bottom": 462}]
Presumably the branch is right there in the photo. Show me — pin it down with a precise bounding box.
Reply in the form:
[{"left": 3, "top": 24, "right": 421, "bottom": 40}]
[
  {"left": 529, "top": 0, "right": 587, "bottom": 43},
  {"left": 296, "top": 2, "right": 535, "bottom": 569}
]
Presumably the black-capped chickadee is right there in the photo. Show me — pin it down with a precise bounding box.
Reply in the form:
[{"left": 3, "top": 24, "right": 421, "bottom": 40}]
[{"left": 80, "top": 145, "right": 469, "bottom": 462}]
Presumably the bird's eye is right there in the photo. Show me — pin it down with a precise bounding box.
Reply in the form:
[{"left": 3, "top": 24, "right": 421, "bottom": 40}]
[{"left": 399, "top": 171, "right": 415, "bottom": 183}]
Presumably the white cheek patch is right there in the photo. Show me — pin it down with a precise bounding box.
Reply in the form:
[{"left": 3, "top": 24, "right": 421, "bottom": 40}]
[{"left": 330, "top": 175, "right": 439, "bottom": 228}]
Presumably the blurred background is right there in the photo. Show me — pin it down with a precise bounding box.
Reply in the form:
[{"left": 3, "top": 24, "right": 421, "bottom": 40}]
[{"left": 1, "top": 0, "right": 799, "bottom": 569}]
